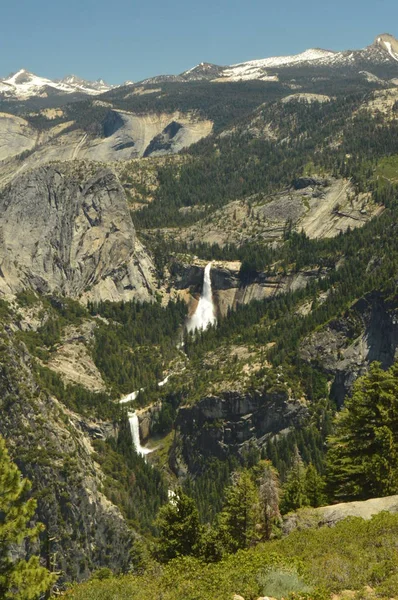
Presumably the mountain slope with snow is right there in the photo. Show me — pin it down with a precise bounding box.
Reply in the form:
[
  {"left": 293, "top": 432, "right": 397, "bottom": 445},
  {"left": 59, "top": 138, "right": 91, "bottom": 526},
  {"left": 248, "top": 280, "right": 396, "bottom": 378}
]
[
  {"left": 0, "top": 69, "right": 114, "bottom": 100},
  {"left": 139, "top": 33, "right": 398, "bottom": 85}
]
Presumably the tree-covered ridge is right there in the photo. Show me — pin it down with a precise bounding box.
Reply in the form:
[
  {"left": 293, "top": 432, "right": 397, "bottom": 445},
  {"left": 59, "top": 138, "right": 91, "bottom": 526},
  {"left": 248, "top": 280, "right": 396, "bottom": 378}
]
[{"left": 133, "top": 93, "right": 398, "bottom": 229}]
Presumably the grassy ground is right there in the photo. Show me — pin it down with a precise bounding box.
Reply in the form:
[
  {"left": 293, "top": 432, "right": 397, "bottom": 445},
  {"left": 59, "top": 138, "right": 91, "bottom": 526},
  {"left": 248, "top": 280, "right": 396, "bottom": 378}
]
[{"left": 375, "top": 154, "right": 398, "bottom": 182}]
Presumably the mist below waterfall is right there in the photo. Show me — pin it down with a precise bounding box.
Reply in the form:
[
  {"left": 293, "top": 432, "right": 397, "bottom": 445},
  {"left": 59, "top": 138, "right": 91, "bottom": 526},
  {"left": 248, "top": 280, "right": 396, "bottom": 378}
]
[{"left": 186, "top": 263, "right": 217, "bottom": 333}]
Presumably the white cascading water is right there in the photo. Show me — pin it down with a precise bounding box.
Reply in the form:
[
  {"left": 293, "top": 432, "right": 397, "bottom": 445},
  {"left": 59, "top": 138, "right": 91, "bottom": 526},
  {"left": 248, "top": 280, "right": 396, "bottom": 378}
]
[
  {"left": 119, "top": 389, "right": 140, "bottom": 404},
  {"left": 186, "top": 263, "right": 217, "bottom": 332},
  {"left": 120, "top": 266, "right": 216, "bottom": 455},
  {"left": 127, "top": 412, "right": 152, "bottom": 457},
  {"left": 120, "top": 375, "right": 170, "bottom": 455}
]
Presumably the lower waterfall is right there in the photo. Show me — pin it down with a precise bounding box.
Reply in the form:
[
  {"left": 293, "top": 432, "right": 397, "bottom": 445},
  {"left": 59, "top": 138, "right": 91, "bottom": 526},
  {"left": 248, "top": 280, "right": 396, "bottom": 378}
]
[
  {"left": 186, "top": 262, "right": 217, "bottom": 332},
  {"left": 127, "top": 412, "right": 152, "bottom": 457}
]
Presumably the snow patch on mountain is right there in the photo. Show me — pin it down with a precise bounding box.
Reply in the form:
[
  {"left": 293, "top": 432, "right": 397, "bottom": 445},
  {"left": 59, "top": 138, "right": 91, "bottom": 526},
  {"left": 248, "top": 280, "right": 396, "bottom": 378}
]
[
  {"left": 216, "top": 48, "right": 335, "bottom": 82},
  {"left": 381, "top": 40, "right": 398, "bottom": 62},
  {"left": 233, "top": 48, "right": 335, "bottom": 69}
]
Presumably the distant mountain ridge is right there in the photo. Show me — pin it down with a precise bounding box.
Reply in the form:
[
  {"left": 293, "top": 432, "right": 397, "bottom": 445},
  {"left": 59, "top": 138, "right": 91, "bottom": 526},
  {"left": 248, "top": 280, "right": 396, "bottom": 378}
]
[
  {"left": 1, "top": 33, "right": 397, "bottom": 103},
  {"left": 140, "top": 32, "right": 398, "bottom": 84}
]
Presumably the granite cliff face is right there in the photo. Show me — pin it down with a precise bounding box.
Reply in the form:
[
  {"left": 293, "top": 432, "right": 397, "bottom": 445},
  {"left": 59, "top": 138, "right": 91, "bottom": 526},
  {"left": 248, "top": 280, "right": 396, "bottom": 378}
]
[
  {"left": 0, "top": 163, "right": 155, "bottom": 303},
  {"left": 172, "top": 388, "right": 307, "bottom": 475}
]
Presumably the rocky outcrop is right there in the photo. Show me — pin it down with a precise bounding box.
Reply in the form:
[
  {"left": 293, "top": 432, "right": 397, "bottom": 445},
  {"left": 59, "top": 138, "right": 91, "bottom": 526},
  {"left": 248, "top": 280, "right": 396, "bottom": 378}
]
[
  {"left": 293, "top": 176, "right": 329, "bottom": 189},
  {"left": 75, "top": 110, "right": 213, "bottom": 161},
  {"left": 47, "top": 321, "right": 107, "bottom": 391},
  {"left": 173, "top": 388, "right": 307, "bottom": 475},
  {"left": 0, "top": 162, "right": 155, "bottom": 303},
  {"left": 137, "top": 402, "right": 162, "bottom": 442},
  {"left": 300, "top": 292, "right": 398, "bottom": 405},
  {"left": 0, "top": 112, "right": 37, "bottom": 160},
  {"left": 283, "top": 494, "right": 398, "bottom": 535},
  {"left": 143, "top": 121, "right": 184, "bottom": 157},
  {"left": 0, "top": 325, "right": 132, "bottom": 581}
]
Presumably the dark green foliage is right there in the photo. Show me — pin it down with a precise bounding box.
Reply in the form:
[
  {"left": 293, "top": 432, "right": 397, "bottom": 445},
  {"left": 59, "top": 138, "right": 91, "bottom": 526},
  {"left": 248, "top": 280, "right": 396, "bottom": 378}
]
[
  {"left": 280, "top": 449, "right": 326, "bottom": 514},
  {"left": 265, "top": 399, "right": 334, "bottom": 480},
  {"left": 280, "top": 448, "right": 309, "bottom": 514},
  {"left": 183, "top": 457, "right": 238, "bottom": 524},
  {"left": 327, "top": 361, "right": 398, "bottom": 501},
  {"left": 217, "top": 470, "right": 258, "bottom": 552},
  {"left": 303, "top": 464, "right": 327, "bottom": 508},
  {"left": 151, "top": 391, "right": 182, "bottom": 435},
  {"left": 93, "top": 414, "right": 167, "bottom": 533},
  {"left": 155, "top": 489, "right": 202, "bottom": 561},
  {"left": 88, "top": 299, "right": 187, "bottom": 395},
  {"left": 15, "top": 290, "right": 39, "bottom": 308}
]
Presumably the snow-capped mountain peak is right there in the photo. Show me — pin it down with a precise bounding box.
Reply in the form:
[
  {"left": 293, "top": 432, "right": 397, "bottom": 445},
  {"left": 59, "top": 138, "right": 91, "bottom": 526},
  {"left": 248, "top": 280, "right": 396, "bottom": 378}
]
[
  {"left": 180, "top": 62, "right": 224, "bottom": 81},
  {"left": 374, "top": 33, "right": 398, "bottom": 62},
  {"left": 1, "top": 69, "right": 74, "bottom": 98},
  {"left": 0, "top": 69, "right": 114, "bottom": 100},
  {"left": 231, "top": 47, "right": 336, "bottom": 70},
  {"left": 4, "top": 68, "right": 33, "bottom": 85},
  {"left": 58, "top": 75, "right": 114, "bottom": 94}
]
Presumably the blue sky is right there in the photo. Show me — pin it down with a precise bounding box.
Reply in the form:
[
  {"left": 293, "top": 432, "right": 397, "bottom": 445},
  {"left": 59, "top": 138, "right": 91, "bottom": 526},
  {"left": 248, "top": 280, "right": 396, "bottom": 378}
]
[{"left": 1, "top": 0, "right": 397, "bottom": 84}]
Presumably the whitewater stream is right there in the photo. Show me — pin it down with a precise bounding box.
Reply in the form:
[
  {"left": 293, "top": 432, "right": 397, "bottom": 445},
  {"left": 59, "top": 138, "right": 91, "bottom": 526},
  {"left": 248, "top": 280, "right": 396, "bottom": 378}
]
[{"left": 120, "top": 263, "right": 217, "bottom": 456}]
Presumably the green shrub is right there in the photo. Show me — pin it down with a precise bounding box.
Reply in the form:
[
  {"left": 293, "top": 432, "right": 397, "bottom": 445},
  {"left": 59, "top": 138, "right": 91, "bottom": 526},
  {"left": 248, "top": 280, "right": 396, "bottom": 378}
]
[{"left": 257, "top": 567, "right": 312, "bottom": 599}]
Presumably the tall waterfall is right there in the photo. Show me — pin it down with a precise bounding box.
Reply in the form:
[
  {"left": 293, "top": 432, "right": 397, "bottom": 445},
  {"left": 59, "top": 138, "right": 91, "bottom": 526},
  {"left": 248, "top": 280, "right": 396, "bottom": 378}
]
[
  {"left": 186, "top": 263, "right": 217, "bottom": 332},
  {"left": 127, "top": 412, "right": 152, "bottom": 457}
]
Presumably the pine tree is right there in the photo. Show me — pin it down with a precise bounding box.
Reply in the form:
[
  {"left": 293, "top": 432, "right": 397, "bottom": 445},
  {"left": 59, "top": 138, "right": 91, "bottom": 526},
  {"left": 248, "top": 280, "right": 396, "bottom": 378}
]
[
  {"left": 256, "top": 460, "right": 281, "bottom": 540},
  {"left": 304, "top": 464, "right": 326, "bottom": 508},
  {"left": 218, "top": 470, "right": 258, "bottom": 552},
  {"left": 326, "top": 361, "right": 398, "bottom": 501},
  {"left": 155, "top": 489, "right": 202, "bottom": 562},
  {"left": 0, "top": 435, "right": 56, "bottom": 599},
  {"left": 280, "top": 447, "right": 309, "bottom": 514}
]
